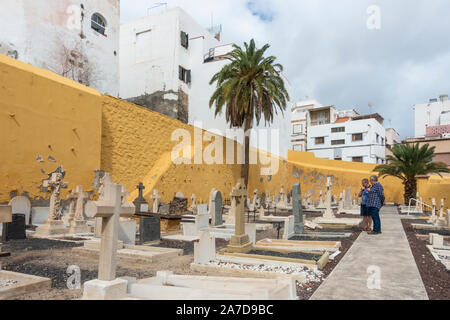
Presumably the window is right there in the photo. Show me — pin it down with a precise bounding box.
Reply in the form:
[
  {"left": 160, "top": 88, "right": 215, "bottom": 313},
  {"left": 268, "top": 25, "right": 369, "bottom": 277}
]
[
  {"left": 331, "top": 139, "right": 345, "bottom": 146},
  {"left": 334, "top": 157, "right": 342, "bottom": 161},
  {"left": 293, "top": 124, "right": 302, "bottom": 134},
  {"left": 331, "top": 127, "right": 345, "bottom": 133},
  {"left": 315, "top": 137, "right": 325, "bottom": 145},
  {"left": 91, "top": 13, "right": 106, "bottom": 35},
  {"left": 352, "top": 133, "right": 363, "bottom": 141},
  {"left": 352, "top": 156, "right": 363, "bottom": 163},
  {"left": 179, "top": 66, "right": 191, "bottom": 84},
  {"left": 293, "top": 144, "right": 303, "bottom": 151},
  {"left": 180, "top": 31, "right": 189, "bottom": 49}
]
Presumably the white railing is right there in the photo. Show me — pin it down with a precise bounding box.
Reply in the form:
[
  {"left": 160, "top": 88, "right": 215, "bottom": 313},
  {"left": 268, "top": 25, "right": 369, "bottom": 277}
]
[{"left": 406, "top": 198, "right": 432, "bottom": 216}]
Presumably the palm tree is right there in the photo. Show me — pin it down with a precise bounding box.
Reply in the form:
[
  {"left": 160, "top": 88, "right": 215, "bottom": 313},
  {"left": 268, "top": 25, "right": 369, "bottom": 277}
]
[
  {"left": 374, "top": 143, "right": 449, "bottom": 204},
  {"left": 209, "top": 39, "right": 289, "bottom": 186}
]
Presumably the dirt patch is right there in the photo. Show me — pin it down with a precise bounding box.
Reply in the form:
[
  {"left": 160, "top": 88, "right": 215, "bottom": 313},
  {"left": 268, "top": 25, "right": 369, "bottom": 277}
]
[{"left": 401, "top": 219, "right": 450, "bottom": 300}]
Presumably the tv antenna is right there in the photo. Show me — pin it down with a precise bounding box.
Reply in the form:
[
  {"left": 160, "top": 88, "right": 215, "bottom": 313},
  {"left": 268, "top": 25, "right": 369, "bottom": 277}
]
[{"left": 147, "top": 2, "right": 167, "bottom": 15}]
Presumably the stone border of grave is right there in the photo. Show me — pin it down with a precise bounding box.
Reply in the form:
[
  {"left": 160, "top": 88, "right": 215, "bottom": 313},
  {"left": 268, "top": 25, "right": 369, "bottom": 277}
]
[
  {"left": 0, "top": 270, "right": 51, "bottom": 300},
  {"left": 401, "top": 219, "right": 450, "bottom": 300}
]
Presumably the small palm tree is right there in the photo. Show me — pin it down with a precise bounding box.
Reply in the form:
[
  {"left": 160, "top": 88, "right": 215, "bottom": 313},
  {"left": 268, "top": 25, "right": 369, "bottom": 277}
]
[
  {"left": 374, "top": 143, "right": 449, "bottom": 204},
  {"left": 209, "top": 39, "right": 289, "bottom": 186}
]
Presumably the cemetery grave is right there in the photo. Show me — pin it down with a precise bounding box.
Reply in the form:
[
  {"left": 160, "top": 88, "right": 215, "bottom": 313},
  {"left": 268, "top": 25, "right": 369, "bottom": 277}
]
[{"left": 0, "top": 171, "right": 393, "bottom": 300}]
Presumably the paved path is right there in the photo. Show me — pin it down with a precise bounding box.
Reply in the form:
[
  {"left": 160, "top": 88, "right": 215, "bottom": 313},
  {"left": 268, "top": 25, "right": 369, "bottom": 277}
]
[{"left": 311, "top": 206, "right": 428, "bottom": 300}]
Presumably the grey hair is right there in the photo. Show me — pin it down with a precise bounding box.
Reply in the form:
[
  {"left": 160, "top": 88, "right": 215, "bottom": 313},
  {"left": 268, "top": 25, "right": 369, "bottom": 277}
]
[
  {"left": 362, "top": 178, "right": 369, "bottom": 183},
  {"left": 370, "top": 175, "right": 378, "bottom": 182}
]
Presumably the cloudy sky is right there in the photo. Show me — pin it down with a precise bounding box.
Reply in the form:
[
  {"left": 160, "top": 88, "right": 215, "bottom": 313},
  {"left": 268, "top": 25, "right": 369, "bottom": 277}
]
[{"left": 121, "top": 0, "right": 450, "bottom": 139}]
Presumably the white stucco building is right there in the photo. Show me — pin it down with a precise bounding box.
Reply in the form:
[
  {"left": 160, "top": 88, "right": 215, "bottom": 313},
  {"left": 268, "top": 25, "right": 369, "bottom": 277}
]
[
  {"left": 414, "top": 94, "right": 450, "bottom": 138},
  {"left": 0, "top": 0, "right": 120, "bottom": 96},
  {"left": 120, "top": 7, "right": 291, "bottom": 157},
  {"left": 291, "top": 99, "right": 386, "bottom": 164},
  {"left": 290, "top": 99, "right": 322, "bottom": 152}
]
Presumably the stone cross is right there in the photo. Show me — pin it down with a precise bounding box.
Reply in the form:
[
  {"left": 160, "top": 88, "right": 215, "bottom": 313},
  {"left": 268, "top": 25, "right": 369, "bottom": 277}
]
[
  {"left": 65, "top": 189, "right": 78, "bottom": 223},
  {"left": 322, "top": 177, "right": 334, "bottom": 218},
  {"left": 292, "top": 183, "right": 304, "bottom": 234},
  {"left": 227, "top": 180, "right": 252, "bottom": 252},
  {"left": 136, "top": 183, "right": 145, "bottom": 201},
  {"left": 189, "top": 194, "right": 197, "bottom": 212},
  {"left": 151, "top": 189, "right": 161, "bottom": 213},
  {"left": 439, "top": 199, "right": 445, "bottom": 218},
  {"left": 73, "top": 186, "right": 89, "bottom": 221},
  {"left": 85, "top": 182, "right": 135, "bottom": 281},
  {"left": 42, "top": 166, "right": 68, "bottom": 221},
  {"left": 98, "top": 173, "right": 113, "bottom": 199}
]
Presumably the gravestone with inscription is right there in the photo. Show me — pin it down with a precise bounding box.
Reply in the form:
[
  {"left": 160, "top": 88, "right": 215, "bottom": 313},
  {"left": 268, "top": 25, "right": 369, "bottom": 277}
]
[
  {"left": 139, "top": 216, "right": 160, "bottom": 244},
  {"left": 211, "top": 190, "right": 223, "bottom": 226},
  {"left": 133, "top": 182, "right": 149, "bottom": 214}
]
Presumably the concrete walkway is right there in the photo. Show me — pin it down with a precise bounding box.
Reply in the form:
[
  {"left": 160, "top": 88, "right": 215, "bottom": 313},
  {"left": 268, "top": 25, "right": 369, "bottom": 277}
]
[{"left": 311, "top": 206, "right": 428, "bottom": 300}]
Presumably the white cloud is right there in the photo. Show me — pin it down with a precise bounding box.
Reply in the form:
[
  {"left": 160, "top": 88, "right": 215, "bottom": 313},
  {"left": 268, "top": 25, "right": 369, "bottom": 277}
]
[{"left": 120, "top": 0, "right": 450, "bottom": 139}]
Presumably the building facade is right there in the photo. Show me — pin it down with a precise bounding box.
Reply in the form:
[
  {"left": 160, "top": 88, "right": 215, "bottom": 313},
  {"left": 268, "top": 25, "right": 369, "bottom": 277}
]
[
  {"left": 291, "top": 100, "right": 386, "bottom": 164},
  {"left": 120, "top": 7, "right": 291, "bottom": 157},
  {"left": 407, "top": 94, "right": 450, "bottom": 166},
  {"left": 414, "top": 94, "right": 450, "bottom": 138},
  {"left": 0, "top": 0, "right": 120, "bottom": 96},
  {"left": 290, "top": 100, "right": 322, "bottom": 152}
]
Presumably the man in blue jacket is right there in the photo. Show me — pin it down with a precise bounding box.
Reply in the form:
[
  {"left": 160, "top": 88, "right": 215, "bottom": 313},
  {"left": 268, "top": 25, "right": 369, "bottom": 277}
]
[{"left": 366, "top": 175, "right": 385, "bottom": 235}]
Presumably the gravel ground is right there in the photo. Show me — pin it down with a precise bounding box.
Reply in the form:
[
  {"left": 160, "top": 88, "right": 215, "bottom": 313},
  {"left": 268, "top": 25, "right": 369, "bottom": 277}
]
[
  {"left": 248, "top": 250, "right": 322, "bottom": 261},
  {"left": 296, "top": 229, "right": 362, "bottom": 300},
  {"left": 0, "top": 224, "right": 360, "bottom": 300},
  {"left": 401, "top": 219, "right": 450, "bottom": 300}
]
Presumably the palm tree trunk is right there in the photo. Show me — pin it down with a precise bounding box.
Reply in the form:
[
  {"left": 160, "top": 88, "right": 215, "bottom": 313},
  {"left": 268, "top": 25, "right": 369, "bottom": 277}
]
[
  {"left": 404, "top": 178, "right": 417, "bottom": 205},
  {"left": 241, "top": 116, "right": 252, "bottom": 187}
]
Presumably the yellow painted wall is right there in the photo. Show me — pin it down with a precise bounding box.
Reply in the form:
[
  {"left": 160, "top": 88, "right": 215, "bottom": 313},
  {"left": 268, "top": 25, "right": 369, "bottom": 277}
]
[
  {"left": 1, "top": 54, "right": 448, "bottom": 211},
  {"left": 248, "top": 150, "right": 404, "bottom": 204},
  {"left": 0, "top": 54, "right": 102, "bottom": 202},
  {"left": 416, "top": 176, "right": 450, "bottom": 210},
  {"left": 101, "top": 95, "right": 242, "bottom": 204}
]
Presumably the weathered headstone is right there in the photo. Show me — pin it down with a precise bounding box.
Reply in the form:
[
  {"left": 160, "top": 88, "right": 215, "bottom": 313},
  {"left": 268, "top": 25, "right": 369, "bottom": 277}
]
[
  {"left": 133, "top": 182, "right": 149, "bottom": 214},
  {"left": 344, "top": 188, "right": 352, "bottom": 210},
  {"left": 8, "top": 196, "right": 31, "bottom": 225},
  {"left": 139, "top": 216, "right": 160, "bottom": 244},
  {"left": 2, "top": 213, "right": 26, "bottom": 241},
  {"left": 194, "top": 230, "right": 216, "bottom": 264},
  {"left": 188, "top": 194, "right": 197, "bottom": 213},
  {"left": 211, "top": 190, "right": 223, "bottom": 226},
  {"left": 151, "top": 190, "right": 161, "bottom": 213},
  {"left": 322, "top": 177, "right": 334, "bottom": 219},
  {"left": 85, "top": 182, "right": 135, "bottom": 281},
  {"left": 292, "top": 183, "right": 304, "bottom": 234},
  {"left": 35, "top": 166, "right": 69, "bottom": 236},
  {"left": 224, "top": 180, "right": 252, "bottom": 253},
  {"left": 69, "top": 186, "right": 90, "bottom": 234},
  {"left": 0, "top": 205, "right": 12, "bottom": 256},
  {"left": 63, "top": 189, "right": 77, "bottom": 225}
]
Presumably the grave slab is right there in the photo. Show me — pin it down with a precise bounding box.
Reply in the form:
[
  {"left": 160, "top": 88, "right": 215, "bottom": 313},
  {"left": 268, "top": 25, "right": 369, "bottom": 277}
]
[{"left": 0, "top": 270, "right": 51, "bottom": 300}]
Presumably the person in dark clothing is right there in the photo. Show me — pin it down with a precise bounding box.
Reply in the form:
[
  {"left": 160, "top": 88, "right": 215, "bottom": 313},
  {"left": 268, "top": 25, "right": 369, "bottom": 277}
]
[
  {"left": 358, "top": 178, "right": 371, "bottom": 231},
  {"left": 366, "top": 175, "right": 385, "bottom": 235}
]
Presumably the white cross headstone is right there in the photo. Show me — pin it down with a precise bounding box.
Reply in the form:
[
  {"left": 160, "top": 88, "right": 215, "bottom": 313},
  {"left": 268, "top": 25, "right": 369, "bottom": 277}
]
[
  {"left": 151, "top": 189, "right": 161, "bottom": 213},
  {"left": 85, "top": 182, "right": 135, "bottom": 281}
]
